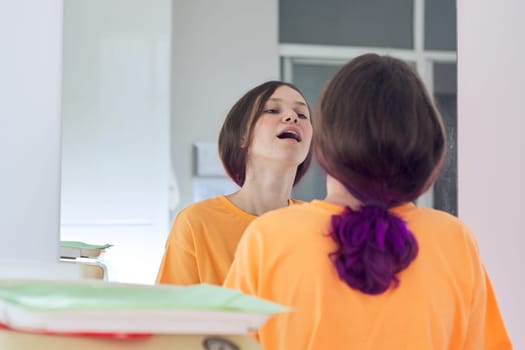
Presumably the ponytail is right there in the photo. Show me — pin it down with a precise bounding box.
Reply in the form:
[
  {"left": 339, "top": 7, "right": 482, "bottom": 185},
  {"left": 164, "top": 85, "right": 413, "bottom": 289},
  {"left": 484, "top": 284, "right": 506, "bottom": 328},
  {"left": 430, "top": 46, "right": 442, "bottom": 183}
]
[{"left": 329, "top": 204, "right": 418, "bottom": 295}]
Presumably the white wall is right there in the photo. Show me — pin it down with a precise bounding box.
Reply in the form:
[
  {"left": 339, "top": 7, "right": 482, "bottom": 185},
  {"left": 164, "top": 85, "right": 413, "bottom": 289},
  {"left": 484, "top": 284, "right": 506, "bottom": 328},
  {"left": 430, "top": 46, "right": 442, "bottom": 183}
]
[
  {"left": 171, "top": 0, "right": 280, "bottom": 213},
  {"left": 0, "top": 0, "right": 277, "bottom": 284},
  {"left": 0, "top": 0, "right": 63, "bottom": 262},
  {"left": 60, "top": 0, "right": 171, "bottom": 284},
  {"left": 457, "top": 0, "right": 524, "bottom": 347}
]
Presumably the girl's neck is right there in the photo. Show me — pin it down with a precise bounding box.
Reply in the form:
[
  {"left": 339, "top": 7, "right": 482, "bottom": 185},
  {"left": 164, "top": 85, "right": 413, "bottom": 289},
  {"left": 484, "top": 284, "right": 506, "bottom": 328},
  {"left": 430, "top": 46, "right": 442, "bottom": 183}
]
[
  {"left": 227, "top": 163, "right": 296, "bottom": 216},
  {"left": 324, "top": 175, "right": 362, "bottom": 210}
]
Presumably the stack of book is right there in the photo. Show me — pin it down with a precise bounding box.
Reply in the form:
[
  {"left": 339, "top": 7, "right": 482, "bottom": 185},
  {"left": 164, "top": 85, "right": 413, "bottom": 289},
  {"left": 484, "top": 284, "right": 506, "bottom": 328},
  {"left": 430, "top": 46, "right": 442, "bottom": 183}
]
[{"left": 0, "top": 280, "right": 286, "bottom": 349}]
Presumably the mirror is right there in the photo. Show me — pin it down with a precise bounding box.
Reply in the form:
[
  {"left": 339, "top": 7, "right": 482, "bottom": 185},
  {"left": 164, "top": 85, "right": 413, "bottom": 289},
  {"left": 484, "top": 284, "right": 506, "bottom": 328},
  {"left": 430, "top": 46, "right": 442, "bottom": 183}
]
[{"left": 59, "top": 0, "right": 457, "bottom": 284}]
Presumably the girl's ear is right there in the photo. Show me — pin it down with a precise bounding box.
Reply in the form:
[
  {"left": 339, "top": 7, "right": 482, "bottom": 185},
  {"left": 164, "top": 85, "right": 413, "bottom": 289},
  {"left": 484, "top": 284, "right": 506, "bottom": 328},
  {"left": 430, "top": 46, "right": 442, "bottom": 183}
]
[{"left": 240, "top": 135, "right": 248, "bottom": 149}]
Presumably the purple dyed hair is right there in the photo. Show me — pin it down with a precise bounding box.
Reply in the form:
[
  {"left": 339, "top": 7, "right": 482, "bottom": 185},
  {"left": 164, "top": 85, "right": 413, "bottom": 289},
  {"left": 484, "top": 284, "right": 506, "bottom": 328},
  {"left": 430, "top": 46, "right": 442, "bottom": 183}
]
[{"left": 329, "top": 205, "right": 418, "bottom": 295}]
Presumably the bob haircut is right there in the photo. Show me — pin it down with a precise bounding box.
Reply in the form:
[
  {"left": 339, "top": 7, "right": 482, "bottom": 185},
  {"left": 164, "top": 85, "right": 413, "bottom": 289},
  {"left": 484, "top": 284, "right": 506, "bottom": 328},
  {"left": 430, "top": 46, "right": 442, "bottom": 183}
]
[
  {"left": 315, "top": 54, "right": 446, "bottom": 206},
  {"left": 218, "top": 80, "right": 313, "bottom": 187}
]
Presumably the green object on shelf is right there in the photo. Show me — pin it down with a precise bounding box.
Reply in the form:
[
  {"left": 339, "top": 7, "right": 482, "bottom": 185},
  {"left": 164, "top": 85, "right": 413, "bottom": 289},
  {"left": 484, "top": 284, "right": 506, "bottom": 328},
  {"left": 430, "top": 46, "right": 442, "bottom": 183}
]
[{"left": 59, "top": 241, "right": 113, "bottom": 250}]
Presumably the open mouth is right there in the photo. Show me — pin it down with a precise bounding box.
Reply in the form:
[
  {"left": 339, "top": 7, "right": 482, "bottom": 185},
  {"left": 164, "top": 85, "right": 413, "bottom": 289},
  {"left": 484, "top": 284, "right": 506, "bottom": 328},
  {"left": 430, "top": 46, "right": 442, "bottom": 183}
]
[{"left": 277, "top": 130, "right": 301, "bottom": 142}]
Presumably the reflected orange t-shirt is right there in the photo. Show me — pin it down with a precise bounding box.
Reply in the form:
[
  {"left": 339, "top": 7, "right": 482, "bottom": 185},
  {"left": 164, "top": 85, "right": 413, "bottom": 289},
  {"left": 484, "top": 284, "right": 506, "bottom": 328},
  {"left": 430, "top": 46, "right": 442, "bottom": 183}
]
[{"left": 157, "top": 195, "right": 301, "bottom": 286}]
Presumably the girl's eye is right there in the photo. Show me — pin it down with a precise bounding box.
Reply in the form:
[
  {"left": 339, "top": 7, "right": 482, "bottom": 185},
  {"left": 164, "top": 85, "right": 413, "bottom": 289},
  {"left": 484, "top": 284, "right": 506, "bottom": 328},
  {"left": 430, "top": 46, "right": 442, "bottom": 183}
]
[
  {"left": 298, "top": 114, "right": 309, "bottom": 120},
  {"left": 264, "top": 109, "right": 279, "bottom": 114}
]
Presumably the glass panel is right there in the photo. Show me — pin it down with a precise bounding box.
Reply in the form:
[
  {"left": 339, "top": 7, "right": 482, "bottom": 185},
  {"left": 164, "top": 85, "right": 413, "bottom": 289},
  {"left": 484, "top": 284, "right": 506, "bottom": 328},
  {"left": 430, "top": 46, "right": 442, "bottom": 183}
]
[
  {"left": 425, "top": 0, "right": 457, "bottom": 50},
  {"left": 433, "top": 62, "right": 457, "bottom": 216},
  {"left": 280, "top": 0, "right": 414, "bottom": 49},
  {"left": 290, "top": 62, "right": 342, "bottom": 201}
]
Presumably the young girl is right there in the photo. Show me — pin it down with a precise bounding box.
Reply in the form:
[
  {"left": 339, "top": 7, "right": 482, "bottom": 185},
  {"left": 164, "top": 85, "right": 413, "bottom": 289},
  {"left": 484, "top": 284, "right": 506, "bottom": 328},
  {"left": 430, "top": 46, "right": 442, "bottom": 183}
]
[
  {"left": 224, "top": 55, "right": 512, "bottom": 349},
  {"left": 156, "top": 81, "right": 313, "bottom": 286}
]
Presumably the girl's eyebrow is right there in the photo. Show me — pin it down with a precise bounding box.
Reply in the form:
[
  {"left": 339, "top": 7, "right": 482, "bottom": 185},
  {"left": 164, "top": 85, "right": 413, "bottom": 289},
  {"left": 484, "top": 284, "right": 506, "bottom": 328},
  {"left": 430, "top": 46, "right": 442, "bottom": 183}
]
[{"left": 268, "top": 97, "right": 307, "bottom": 107}]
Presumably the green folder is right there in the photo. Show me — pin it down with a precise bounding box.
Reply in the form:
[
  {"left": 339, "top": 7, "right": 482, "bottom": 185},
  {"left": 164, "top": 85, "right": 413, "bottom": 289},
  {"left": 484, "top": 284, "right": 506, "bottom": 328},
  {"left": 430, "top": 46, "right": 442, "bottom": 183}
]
[
  {"left": 59, "top": 241, "right": 113, "bottom": 250},
  {"left": 0, "top": 280, "right": 289, "bottom": 335},
  {"left": 59, "top": 241, "right": 112, "bottom": 259}
]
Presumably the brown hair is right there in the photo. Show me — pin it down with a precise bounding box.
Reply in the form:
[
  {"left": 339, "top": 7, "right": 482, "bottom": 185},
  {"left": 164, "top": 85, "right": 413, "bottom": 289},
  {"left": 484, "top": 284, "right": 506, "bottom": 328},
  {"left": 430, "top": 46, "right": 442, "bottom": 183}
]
[
  {"left": 219, "top": 81, "right": 313, "bottom": 187},
  {"left": 315, "top": 54, "right": 446, "bottom": 205}
]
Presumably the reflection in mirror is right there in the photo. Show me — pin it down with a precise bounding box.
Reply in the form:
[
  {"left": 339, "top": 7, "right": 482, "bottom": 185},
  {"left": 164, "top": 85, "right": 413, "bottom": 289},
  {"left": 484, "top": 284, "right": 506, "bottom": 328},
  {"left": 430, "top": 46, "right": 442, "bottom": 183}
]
[{"left": 60, "top": 0, "right": 457, "bottom": 284}]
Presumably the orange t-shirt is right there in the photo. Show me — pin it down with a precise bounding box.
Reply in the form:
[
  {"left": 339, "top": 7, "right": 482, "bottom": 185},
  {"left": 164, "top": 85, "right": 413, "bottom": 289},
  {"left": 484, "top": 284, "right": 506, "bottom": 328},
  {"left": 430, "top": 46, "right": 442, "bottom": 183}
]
[
  {"left": 224, "top": 200, "right": 512, "bottom": 350},
  {"left": 156, "top": 195, "right": 301, "bottom": 286}
]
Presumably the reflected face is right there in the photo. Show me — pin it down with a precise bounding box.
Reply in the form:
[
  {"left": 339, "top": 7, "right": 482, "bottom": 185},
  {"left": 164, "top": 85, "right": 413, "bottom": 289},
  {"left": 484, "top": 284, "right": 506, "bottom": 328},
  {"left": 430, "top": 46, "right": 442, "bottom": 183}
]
[{"left": 247, "top": 85, "right": 313, "bottom": 167}]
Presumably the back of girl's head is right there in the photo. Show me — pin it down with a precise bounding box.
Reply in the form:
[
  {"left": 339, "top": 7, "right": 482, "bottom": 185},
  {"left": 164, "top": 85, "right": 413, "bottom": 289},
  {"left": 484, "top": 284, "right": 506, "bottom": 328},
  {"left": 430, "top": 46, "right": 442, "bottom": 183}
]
[
  {"left": 218, "top": 80, "right": 313, "bottom": 187},
  {"left": 315, "top": 54, "right": 446, "bottom": 295}
]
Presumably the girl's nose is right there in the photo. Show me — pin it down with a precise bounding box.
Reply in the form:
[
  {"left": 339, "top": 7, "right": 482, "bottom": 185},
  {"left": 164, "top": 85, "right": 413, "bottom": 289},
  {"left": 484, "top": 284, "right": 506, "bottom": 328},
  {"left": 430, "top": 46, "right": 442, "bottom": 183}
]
[{"left": 282, "top": 113, "right": 298, "bottom": 123}]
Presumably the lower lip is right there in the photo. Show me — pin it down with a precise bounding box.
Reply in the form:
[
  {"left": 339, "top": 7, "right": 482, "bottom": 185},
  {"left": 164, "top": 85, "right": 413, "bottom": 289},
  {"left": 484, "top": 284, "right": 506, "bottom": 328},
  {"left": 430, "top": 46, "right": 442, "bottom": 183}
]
[{"left": 278, "top": 137, "right": 300, "bottom": 143}]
